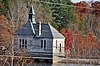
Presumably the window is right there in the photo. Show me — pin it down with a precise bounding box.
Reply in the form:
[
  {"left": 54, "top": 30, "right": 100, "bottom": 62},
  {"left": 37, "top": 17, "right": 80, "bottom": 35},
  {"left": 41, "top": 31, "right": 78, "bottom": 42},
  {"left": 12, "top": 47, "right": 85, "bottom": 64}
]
[
  {"left": 59, "top": 43, "right": 61, "bottom": 52},
  {"left": 56, "top": 40, "right": 57, "bottom": 49},
  {"left": 41, "top": 40, "right": 46, "bottom": 49},
  {"left": 25, "top": 39, "right": 27, "bottom": 48},
  {"left": 44, "top": 40, "right": 46, "bottom": 49},
  {"left": 19, "top": 39, "right": 27, "bottom": 49},
  {"left": 19, "top": 39, "right": 21, "bottom": 44},
  {"left": 41, "top": 40, "right": 43, "bottom": 48},
  {"left": 19, "top": 39, "right": 21, "bottom": 48},
  {"left": 25, "top": 39, "right": 27, "bottom": 44},
  {"left": 22, "top": 39, "right": 24, "bottom": 48},
  {"left": 22, "top": 39, "right": 24, "bottom": 44}
]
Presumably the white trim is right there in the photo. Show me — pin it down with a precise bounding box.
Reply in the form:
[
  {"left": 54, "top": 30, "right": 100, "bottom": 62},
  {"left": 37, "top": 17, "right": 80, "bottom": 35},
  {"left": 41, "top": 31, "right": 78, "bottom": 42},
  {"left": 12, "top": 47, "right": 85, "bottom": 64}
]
[
  {"left": 31, "top": 5, "right": 35, "bottom": 15},
  {"left": 39, "top": 21, "right": 41, "bottom": 36},
  {"left": 30, "top": 21, "right": 35, "bottom": 34}
]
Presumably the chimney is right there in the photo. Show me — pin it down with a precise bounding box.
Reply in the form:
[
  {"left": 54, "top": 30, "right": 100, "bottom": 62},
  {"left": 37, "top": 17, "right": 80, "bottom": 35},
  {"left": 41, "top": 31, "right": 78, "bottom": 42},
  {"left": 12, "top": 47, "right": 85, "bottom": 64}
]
[{"left": 39, "top": 21, "right": 41, "bottom": 36}]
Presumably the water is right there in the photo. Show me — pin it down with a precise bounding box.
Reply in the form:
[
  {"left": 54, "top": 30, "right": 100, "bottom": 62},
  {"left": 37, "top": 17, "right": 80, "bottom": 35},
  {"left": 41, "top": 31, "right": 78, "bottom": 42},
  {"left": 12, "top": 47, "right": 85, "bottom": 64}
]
[
  {"left": 3, "top": 59, "right": 100, "bottom": 66},
  {"left": 28, "top": 63, "right": 100, "bottom": 66},
  {"left": 4, "top": 62, "right": 100, "bottom": 66}
]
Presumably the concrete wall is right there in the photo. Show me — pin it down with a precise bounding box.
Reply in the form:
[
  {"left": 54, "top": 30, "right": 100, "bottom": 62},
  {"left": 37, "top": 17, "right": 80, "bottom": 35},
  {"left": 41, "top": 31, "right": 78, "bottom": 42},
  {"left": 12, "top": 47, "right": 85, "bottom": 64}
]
[{"left": 52, "top": 38, "right": 65, "bottom": 63}]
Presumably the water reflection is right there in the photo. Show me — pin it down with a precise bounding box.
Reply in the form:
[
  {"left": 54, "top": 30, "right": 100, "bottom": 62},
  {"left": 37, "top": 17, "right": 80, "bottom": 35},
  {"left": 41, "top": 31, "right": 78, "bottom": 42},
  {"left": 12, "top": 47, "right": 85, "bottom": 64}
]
[{"left": 29, "top": 62, "right": 100, "bottom": 66}]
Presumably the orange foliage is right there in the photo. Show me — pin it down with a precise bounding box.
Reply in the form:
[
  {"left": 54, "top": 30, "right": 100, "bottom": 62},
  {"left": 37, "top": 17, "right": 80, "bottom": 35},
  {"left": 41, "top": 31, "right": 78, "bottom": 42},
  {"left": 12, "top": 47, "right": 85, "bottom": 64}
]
[
  {"left": 73, "top": 1, "right": 89, "bottom": 19},
  {"left": 0, "top": 14, "right": 12, "bottom": 47},
  {"left": 61, "top": 28, "right": 99, "bottom": 56},
  {"left": 0, "top": 14, "right": 7, "bottom": 26},
  {"left": 60, "top": 28, "right": 73, "bottom": 50},
  {"left": 73, "top": 1, "right": 100, "bottom": 19},
  {"left": 91, "top": 1, "right": 100, "bottom": 9},
  {"left": 91, "top": 1, "right": 100, "bottom": 15}
]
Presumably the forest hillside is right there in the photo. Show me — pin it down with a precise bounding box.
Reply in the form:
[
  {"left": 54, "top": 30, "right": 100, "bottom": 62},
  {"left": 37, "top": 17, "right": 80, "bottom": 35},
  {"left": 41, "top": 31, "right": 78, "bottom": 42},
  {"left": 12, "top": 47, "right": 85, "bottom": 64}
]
[{"left": 0, "top": 0, "right": 100, "bottom": 56}]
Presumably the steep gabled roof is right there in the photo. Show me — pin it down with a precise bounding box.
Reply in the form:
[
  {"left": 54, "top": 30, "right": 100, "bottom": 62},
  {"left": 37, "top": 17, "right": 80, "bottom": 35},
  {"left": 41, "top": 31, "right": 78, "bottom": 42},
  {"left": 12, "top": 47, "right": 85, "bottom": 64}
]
[
  {"left": 14, "top": 22, "right": 34, "bottom": 35},
  {"left": 49, "top": 24, "right": 65, "bottom": 39},
  {"left": 14, "top": 22, "right": 53, "bottom": 38},
  {"left": 14, "top": 22, "right": 64, "bottom": 39}
]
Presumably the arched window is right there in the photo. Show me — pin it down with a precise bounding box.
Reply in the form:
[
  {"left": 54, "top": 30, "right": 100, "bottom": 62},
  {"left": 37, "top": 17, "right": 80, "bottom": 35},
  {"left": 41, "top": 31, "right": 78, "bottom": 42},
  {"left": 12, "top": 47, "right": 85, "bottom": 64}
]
[
  {"left": 59, "top": 43, "right": 61, "bottom": 52},
  {"left": 56, "top": 40, "right": 57, "bottom": 49}
]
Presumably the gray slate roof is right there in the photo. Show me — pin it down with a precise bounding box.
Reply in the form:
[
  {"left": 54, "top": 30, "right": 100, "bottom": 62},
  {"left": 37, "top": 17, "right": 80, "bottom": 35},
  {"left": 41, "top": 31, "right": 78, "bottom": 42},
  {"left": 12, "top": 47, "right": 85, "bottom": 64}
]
[
  {"left": 14, "top": 22, "right": 64, "bottom": 39},
  {"left": 14, "top": 22, "right": 33, "bottom": 35},
  {"left": 33, "top": 24, "right": 53, "bottom": 38},
  {"left": 49, "top": 24, "right": 64, "bottom": 38}
]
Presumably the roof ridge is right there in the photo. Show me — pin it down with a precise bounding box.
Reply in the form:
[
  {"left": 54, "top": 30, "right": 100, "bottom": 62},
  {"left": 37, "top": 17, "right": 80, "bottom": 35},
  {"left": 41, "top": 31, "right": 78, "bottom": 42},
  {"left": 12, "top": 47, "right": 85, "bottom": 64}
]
[{"left": 49, "top": 24, "right": 65, "bottom": 39}]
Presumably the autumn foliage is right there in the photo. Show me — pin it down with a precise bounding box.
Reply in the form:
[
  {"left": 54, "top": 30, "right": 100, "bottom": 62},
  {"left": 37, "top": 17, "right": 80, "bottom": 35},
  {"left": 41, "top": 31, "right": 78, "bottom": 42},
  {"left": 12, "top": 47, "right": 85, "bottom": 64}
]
[
  {"left": 61, "top": 28, "right": 99, "bottom": 58},
  {"left": 60, "top": 28, "right": 73, "bottom": 50},
  {"left": 0, "top": 14, "right": 11, "bottom": 42},
  {"left": 0, "top": 14, "right": 12, "bottom": 54},
  {"left": 72, "top": 1, "right": 100, "bottom": 41},
  {"left": 73, "top": 1, "right": 100, "bottom": 18}
]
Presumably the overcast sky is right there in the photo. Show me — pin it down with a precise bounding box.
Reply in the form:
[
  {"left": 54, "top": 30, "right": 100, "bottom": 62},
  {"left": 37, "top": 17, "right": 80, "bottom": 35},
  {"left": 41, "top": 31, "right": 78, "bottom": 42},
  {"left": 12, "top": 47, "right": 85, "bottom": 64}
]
[{"left": 71, "top": 0, "right": 100, "bottom": 3}]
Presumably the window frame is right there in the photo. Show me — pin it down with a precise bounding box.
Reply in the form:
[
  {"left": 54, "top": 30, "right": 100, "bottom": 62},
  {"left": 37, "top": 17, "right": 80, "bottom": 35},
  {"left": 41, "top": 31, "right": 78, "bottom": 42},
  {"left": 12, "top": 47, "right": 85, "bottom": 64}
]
[
  {"left": 19, "top": 39, "right": 28, "bottom": 49},
  {"left": 44, "top": 40, "right": 46, "bottom": 49},
  {"left": 41, "top": 40, "right": 47, "bottom": 49},
  {"left": 56, "top": 40, "right": 57, "bottom": 49},
  {"left": 59, "top": 43, "right": 61, "bottom": 52},
  {"left": 41, "top": 40, "right": 43, "bottom": 48}
]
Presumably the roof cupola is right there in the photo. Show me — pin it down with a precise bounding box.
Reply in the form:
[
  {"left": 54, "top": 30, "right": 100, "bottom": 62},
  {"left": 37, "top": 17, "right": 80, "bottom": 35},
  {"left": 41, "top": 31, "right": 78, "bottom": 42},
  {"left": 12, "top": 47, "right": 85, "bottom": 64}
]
[{"left": 28, "top": 5, "right": 36, "bottom": 24}]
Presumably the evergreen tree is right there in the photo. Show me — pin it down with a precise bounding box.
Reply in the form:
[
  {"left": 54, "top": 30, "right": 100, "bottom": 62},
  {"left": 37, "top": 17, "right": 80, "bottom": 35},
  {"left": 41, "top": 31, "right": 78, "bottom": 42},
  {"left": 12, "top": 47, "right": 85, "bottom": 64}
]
[{"left": 40, "top": 0, "right": 78, "bottom": 30}]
